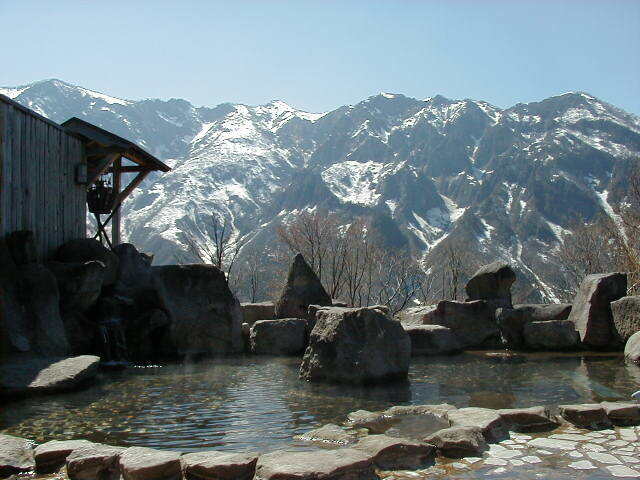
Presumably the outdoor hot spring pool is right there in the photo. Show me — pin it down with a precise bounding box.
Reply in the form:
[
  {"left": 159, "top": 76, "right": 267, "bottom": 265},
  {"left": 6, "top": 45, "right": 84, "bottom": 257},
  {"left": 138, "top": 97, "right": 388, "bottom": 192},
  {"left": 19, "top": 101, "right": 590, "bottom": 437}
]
[{"left": 2, "top": 352, "right": 638, "bottom": 455}]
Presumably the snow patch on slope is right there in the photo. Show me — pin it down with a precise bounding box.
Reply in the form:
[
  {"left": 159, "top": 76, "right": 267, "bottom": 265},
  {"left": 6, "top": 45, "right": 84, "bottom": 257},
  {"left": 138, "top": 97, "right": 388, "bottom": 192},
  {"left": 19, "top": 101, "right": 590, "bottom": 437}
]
[{"left": 321, "top": 161, "right": 385, "bottom": 206}]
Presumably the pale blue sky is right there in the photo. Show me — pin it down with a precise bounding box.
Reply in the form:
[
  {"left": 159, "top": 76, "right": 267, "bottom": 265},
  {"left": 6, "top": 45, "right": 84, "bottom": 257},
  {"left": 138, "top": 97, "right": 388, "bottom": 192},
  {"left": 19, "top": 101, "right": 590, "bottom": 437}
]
[{"left": 1, "top": 0, "right": 639, "bottom": 114}]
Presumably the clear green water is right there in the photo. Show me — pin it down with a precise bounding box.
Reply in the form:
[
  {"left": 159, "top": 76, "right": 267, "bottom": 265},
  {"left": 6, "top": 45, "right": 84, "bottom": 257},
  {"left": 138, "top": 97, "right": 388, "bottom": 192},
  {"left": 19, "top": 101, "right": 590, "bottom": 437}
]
[{"left": 1, "top": 352, "right": 638, "bottom": 454}]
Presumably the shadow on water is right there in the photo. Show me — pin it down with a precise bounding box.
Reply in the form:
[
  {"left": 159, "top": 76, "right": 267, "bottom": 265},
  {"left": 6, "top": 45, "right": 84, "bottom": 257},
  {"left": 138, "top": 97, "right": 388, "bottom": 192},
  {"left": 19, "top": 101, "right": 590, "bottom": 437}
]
[{"left": 1, "top": 351, "right": 638, "bottom": 453}]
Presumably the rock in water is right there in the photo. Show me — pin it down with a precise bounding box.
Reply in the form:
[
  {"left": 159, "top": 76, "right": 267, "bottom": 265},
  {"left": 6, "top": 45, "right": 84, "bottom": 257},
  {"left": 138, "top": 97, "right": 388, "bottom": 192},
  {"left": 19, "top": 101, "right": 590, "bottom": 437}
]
[
  {"left": 300, "top": 306, "right": 410, "bottom": 384},
  {"left": 250, "top": 318, "right": 307, "bottom": 355},
  {"left": 423, "top": 426, "right": 488, "bottom": 458},
  {"left": 0, "top": 355, "right": 100, "bottom": 397},
  {"left": 496, "top": 304, "right": 572, "bottom": 348},
  {"left": 274, "top": 254, "right": 331, "bottom": 319},
  {"left": 568, "top": 273, "right": 627, "bottom": 348},
  {"left": 625, "top": 331, "right": 640, "bottom": 364},
  {"left": 465, "top": 262, "right": 516, "bottom": 309},
  {"left": 182, "top": 451, "right": 258, "bottom": 480},
  {"left": 523, "top": 320, "right": 580, "bottom": 350},
  {"left": 0, "top": 434, "right": 35, "bottom": 476},
  {"left": 403, "top": 325, "right": 461, "bottom": 355},
  {"left": 152, "top": 264, "right": 243, "bottom": 356},
  {"left": 66, "top": 443, "right": 125, "bottom": 480},
  {"left": 253, "top": 449, "right": 376, "bottom": 480},
  {"left": 611, "top": 296, "right": 640, "bottom": 342},
  {"left": 421, "top": 300, "right": 499, "bottom": 348},
  {"left": 56, "top": 239, "right": 119, "bottom": 286},
  {"left": 118, "top": 447, "right": 182, "bottom": 480}
]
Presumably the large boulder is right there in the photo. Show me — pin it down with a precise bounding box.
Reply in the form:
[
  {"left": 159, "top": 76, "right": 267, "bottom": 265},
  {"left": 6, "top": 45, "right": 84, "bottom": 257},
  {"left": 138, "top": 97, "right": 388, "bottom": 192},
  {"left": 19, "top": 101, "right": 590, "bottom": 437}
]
[
  {"left": 46, "top": 261, "right": 105, "bottom": 312},
  {"left": 611, "top": 296, "right": 640, "bottom": 343},
  {"left": 253, "top": 449, "right": 376, "bottom": 480},
  {"left": 568, "top": 273, "right": 627, "bottom": 348},
  {"left": 624, "top": 331, "right": 640, "bottom": 364},
  {"left": 250, "top": 318, "right": 307, "bottom": 355},
  {"left": 403, "top": 325, "right": 461, "bottom": 355},
  {"left": 299, "top": 306, "right": 411, "bottom": 384},
  {"left": 182, "top": 451, "right": 258, "bottom": 480},
  {"left": 56, "top": 239, "right": 119, "bottom": 286},
  {"left": 0, "top": 434, "right": 35, "bottom": 476},
  {"left": 496, "top": 304, "right": 572, "bottom": 348},
  {"left": 522, "top": 320, "right": 581, "bottom": 350},
  {"left": 274, "top": 254, "right": 331, "bottom": 319},
  {"left": 465, "top": 262, "right": 516, "bottom": 309},
  {"left": 152, "top": 264, "right": 243, "bottom": 356},
  {"left": 112, "top": 243, "right": 155, "bottom": 302},
  {"left": 15, "top": 264, "right": 69, "bottom": 356},
  {"left": 0, "top": 355, "right": 100, "bottom": 397},
  {"left": 241, "top": 302, "right": 275, "bottom": 326},
  {"left": 421, "top": 300, "right": 499, "bottom": 348}
]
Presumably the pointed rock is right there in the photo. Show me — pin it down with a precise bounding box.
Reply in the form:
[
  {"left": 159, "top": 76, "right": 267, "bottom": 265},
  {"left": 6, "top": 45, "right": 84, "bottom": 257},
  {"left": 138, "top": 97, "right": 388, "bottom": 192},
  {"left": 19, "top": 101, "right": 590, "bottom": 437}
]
[{"left": 274, "top": 254, "right": 331, "bottom": 319}]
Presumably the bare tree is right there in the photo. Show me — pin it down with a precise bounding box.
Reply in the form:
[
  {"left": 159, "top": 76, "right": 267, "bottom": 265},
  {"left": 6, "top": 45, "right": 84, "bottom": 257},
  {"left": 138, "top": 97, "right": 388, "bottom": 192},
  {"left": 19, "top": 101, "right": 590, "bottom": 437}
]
[{"left": 178, "top": 214, "right": 246, "bottom": 281}]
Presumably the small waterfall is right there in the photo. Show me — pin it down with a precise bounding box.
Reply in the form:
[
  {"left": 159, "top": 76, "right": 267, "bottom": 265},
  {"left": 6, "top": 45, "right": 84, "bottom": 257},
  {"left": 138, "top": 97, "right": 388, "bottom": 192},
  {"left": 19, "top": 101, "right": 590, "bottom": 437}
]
[{"left": 96, "top": 297, "right": 129, "bottom": 367}]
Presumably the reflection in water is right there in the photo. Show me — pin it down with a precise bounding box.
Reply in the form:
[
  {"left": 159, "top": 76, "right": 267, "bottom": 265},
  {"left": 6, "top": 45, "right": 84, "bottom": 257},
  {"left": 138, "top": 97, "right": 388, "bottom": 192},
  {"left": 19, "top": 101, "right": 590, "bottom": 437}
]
[{"left": 1, "top": 352, "right": 637, "bottom": 453}]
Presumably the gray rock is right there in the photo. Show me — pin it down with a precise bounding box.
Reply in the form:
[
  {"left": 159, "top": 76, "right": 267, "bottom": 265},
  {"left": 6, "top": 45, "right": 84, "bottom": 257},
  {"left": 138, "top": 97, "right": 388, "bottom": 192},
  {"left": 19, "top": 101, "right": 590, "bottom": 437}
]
[
  {"left": 295, "top": 424, "right": 358, "bottom": 446},
  {"left": 625, "top": 331, "right": 640, "bottom": 364},
  {"left": 46, "top": 261, "right": 105, "bottom": 312},
  {"left": 568, "top": 273, "right": 627, "bottom": 348},
  {"left": 240, "top": 302, "right": 275, "bottom": 326},
  {"left": 56, "top": 238, "right": 119, "bottom": 286},
  {"left": 66, "top": 443, "right": 125, "bottom": 480},
  {"left": 496, "top": 304, "right": 572, "bottom": 348},
  {"left": 250, "top": 318, "right": 307, "bottom": 355},
  {"left": 34, "top": 439, "right": 94, "bottom": 472},
  {"left": 396, "top": 305, "right": 432, "bottom": 326},
  {"left": 118, "top": 447, "right": 182, "bottom": 480},
  {"left": 404, "top": 324, "right": 461, "bottom": 355},
  {"left": 182, "top": 451, "right": 257, "bottom": 480},
  {"left": 558, "top": 404, "right": 612, "bottom": 428},
  {"left": 252, "top": 449, "right": 376, "bottom": 480},
  {"left": 447, "top": 407, "right": 508, "bottom": 442},
  {"left": 6, "top": 230, "right": 37, "bottom": 265},
  {"left": 152, "top": 264, "right": 243, "bottom": 356},
  {"left": 423, "top": 426, "right": 488, "bottom": 458},
  {"left": 421, "top": 300, "right": 499, "bottom": 349},
  {"left": 600, "top": 401, "right": 640, "bottom": 426},
  {"left": 0, "top": 434, "right": 35, "bottom": 476},
  {"left": 299, "top": 306, "right": 410, "bottom": 384},
  {"left": 274, "top": 254, "right": 331, "bottom": 319},
  {"left": 497, "top": 406, "right": 559, "bottom": 432},
  {"left": 383, "top": 404, "right": 457, "bottom": 418},
  {"left": 0, "top": 355, "right": 100, "bottom": 398},
  {"left": 0, "top": 272, "right": 30, "bottom": 354},
  {"left": 523, "top": 320, "right": 580, "bottom": 350},
  {"left": 16, "top": 264, "right": 70, "bottom": 356},
  {"left": 611, "top": 296, "right": 640, "bottom": 343},
  {"left": 465, "top": 262, "right": 516, "bottom": 310},
  {"left": 112, "top": 243, "right": 154, "bottom": 301},
  {"left": 345, "top": 410, "right": 393, "bottom": 434},
  {"left": 353, "top": 434, "right": 435, "bottom": 470}
]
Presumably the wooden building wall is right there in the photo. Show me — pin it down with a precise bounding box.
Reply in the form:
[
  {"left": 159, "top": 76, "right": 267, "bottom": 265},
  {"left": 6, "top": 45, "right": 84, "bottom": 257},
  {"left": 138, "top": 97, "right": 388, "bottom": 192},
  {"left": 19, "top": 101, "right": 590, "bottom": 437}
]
[{"left": 0, "top": 95, "right": 86, "bottom": 260}]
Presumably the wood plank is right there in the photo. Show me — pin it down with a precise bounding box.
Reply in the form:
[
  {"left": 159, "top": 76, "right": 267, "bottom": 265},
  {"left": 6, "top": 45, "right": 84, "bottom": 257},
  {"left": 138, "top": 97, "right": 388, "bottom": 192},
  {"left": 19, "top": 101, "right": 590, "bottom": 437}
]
[
  {"left": 11, "top": 108, "right": 21, "bottom": 235},
  {"left": 88, "top": 152, "right": 120, "bottom": 185},
  {"left": 0, "top": 103, "right": 6, "bottom": 234},
  {"left": 111, "top": 157, "right": 122, "bottom": 246}
]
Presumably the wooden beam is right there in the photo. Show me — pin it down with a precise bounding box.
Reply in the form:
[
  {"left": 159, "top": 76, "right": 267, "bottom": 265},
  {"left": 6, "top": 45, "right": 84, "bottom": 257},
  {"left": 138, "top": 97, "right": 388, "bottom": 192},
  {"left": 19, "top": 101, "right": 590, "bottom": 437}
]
[
  {"left": 113, "top": 169, "right": 150, "bottom": 207},
  {"left": 106, "top": 165, "right": 147, "bottom": 173},
  {"left": 85, "top": 145, "right": 125, "bottom": 157},
  {"left": 111, "top": 157, "right": 122, "bottom": 246},
  {"left": 87, "top": 152, "right": 119, "bottom": 185}
]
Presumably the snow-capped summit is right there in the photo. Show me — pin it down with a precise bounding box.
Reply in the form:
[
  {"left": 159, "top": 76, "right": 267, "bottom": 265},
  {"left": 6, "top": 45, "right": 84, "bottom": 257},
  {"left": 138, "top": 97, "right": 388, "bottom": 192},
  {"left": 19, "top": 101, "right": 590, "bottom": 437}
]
[{"left": 5, "top": 78, "right": 639, "bottom": 302}]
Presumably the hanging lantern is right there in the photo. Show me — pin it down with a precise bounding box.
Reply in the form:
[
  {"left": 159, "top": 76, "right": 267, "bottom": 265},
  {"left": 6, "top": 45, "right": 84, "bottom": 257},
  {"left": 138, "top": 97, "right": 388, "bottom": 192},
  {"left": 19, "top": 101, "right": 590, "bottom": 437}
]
[{"left": 87, "top": 176, "right": 116, "bottom": 214}]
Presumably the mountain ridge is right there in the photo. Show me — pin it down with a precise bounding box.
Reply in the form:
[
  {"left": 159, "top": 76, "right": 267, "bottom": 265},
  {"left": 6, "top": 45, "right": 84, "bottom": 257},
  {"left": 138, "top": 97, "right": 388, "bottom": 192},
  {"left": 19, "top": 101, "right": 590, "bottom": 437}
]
[{"left": 3, "top": 79, "right": 639, "bottom": 303}]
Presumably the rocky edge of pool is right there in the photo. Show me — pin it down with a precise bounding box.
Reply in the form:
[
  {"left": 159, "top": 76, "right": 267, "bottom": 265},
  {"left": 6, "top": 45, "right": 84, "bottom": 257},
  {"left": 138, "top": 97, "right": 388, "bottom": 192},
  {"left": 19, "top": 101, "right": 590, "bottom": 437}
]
[{"left": 1, "top": 234, "right": 640, "bottom": 479}]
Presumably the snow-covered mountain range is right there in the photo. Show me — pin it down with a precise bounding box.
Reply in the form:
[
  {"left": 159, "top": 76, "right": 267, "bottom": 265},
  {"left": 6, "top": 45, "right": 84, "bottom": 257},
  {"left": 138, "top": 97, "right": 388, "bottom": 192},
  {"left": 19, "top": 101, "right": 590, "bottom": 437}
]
[{"left": 3, "top": 79, "right": 639, "bottom": 302}]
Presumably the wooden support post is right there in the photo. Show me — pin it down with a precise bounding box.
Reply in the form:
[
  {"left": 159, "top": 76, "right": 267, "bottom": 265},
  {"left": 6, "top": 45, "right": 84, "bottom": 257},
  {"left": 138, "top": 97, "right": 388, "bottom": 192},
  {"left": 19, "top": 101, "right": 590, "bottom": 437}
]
[{"left": 111, "top": 157, "right": 121, "bottom": 246}]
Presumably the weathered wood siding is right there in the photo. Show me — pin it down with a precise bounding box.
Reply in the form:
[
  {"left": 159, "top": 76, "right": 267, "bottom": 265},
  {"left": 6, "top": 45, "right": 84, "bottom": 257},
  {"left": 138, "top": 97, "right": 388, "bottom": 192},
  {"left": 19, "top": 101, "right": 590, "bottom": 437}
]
[{"left": 0, "top": 95, "right": 86, "bottom": 260}]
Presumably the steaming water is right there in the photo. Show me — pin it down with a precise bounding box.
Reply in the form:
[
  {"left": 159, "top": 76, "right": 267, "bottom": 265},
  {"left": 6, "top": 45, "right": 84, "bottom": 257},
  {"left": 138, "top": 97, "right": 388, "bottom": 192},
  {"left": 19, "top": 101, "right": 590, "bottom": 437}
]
[{"left": 1, "top": 352, "right": 638, "bottom": 455}]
